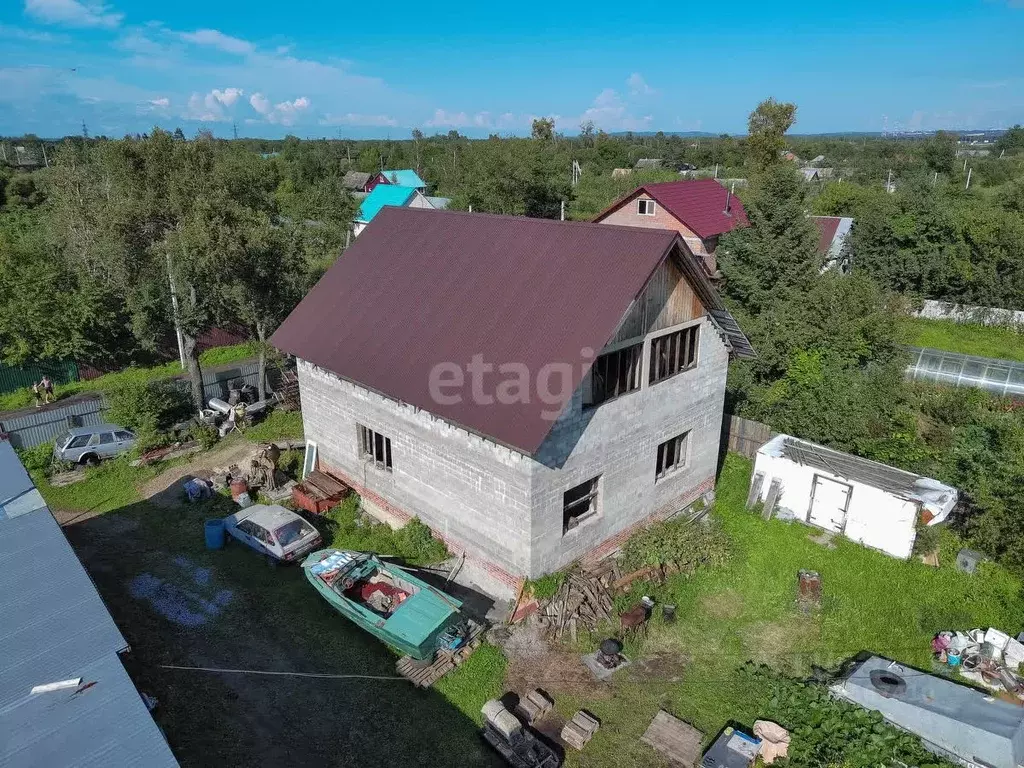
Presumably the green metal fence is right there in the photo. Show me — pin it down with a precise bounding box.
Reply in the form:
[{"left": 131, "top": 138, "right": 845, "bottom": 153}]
[{"left": 0, "top": 360, "right": 80, "bottom": 396}]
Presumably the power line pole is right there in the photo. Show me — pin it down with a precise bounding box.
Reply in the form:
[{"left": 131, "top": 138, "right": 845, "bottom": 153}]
[
  {"left": 81, "top": 119, "right": 89, "bottom": 139},
  {"left": 232, "top": 122, "right": 238, "bottom": 140},
  {"left": 965, "top": 167, "right": 972, "bottom": 190}
]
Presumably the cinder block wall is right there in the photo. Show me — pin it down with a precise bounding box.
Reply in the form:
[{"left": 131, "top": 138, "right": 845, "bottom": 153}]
[
  {"left": 297, "top": 360, "right": 534, "bottom": 586},
  {"left": 528, "top": 318, "right": 728, "bottom": 576}
]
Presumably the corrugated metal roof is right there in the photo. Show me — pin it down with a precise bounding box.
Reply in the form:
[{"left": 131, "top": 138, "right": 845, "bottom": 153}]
[
  {"left": 832, "top": 656, "right": 1023, "bottom": 768},
  {"left": 342, "top": 171, "right": 370, "bottom": 190},
  {"left": 424, "top": 196, "right": 451, "bottom": 210},
  {"left": 3, "top": 653, "right": 178, "bottom": 768},
  {"left": 595, "top": 179, "right": 750, "bottom": 240},
  {"left": 0, "top": 440, "right": 178, "bottom": 766},
  {"left": 380, "top": 169, "right": 426, "bottom": 189},
  {"left": 272, "top": 208, "right": 752, "bottom": 454},
  {"left": 356, "top": 185, "right": 417, "bottom": 224}
]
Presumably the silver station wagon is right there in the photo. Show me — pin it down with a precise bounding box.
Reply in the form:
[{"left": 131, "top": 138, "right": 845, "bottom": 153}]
[{"left": 53, "top": 423, "right": 137, "bottom": 465}]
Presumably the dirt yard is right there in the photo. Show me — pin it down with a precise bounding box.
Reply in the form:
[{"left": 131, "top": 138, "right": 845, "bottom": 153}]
[{"left": 52, "top": 446, "right": 499, "bottom": 768}]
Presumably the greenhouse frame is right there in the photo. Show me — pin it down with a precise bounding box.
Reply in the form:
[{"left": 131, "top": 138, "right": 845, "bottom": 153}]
[{"left": 906, "top": 346, "right": 1024, "bottom": 398}]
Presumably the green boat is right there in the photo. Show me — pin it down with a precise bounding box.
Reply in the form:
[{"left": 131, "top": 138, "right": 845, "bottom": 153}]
[{"left": 302, "top": 548, "right": 466, "bottom": 660}]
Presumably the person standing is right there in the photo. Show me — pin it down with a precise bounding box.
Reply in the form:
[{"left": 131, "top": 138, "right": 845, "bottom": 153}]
[
  {"left": 32, "top": 381, "right": 42, "bottom": 408},
  {"left": 40, "top": 375, "right": 54, "bottom": 404}
]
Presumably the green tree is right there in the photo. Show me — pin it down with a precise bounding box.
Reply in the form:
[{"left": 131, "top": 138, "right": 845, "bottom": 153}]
[
  {"left": 745, "top": 98, "right": 797, "bottom": 171},
  {"left": 718, "top": 164, "right": 822, "bottom": 314},
  {"left": 531, "top": 117, "right": 555, "bottom": 141},
  {"left": 922, "top": 130, "right": 957, "bottom": 175},
  {"left": 995, "top": 124, "right": 1024, "bottom": 155}
]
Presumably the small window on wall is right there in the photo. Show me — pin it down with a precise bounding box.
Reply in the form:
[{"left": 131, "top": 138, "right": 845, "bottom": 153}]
[
  {"left": 563, "top": 476, "right": 600, "bottom": 534},
  {"left": 358, "top": 424, "right": 393, "bottom": 471},
  {"left": 650, "top": 324, "right": 699, "bottom": 384},
  {"left": 656, "top": 431, "right": 689, "bottom": 480},
  {"left": 637, "top": 199, "right": 656, "bottom": 216}
]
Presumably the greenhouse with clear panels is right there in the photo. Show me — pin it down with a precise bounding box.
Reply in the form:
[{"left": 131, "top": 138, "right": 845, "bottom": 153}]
[{"left": 906, "top": 346, "right": 1024, "bottom": 397}]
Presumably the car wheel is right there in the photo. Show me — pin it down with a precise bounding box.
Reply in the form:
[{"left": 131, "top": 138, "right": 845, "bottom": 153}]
[{"left": 80, "top": 454, "right": 99, "bottom": 467}]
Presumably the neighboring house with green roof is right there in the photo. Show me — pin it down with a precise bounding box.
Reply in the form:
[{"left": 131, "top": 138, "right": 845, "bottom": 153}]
[
  {"left": 353, "top": 185, "right": 435, "bottom": 237},
  {"left": 366, "top": 168, "right": 428, "bottom": 193}
]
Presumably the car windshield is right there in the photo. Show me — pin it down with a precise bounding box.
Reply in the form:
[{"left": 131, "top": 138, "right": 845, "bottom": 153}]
[{"left": 275, "top": 519, "right": 315, "bottom": 546}]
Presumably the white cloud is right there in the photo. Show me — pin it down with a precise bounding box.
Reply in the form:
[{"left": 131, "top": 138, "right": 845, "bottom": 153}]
[
  {"left": 424, "top": 109, "right": 508, "bottom": 129},
  {"left": 248, "top": 92, "right": 310, "bottom": 125},
  {"left": 627, "top": 72, "right": 655, "bottom": 96},
  {"left": 0, "top": 22, "right": 64, "bottom": 42},
  {"left": 210, "top": 86, "right": 243, "bottom": 107},
  {"left": 24, "top": 0, "right": 122, "bottom": 28},
  {"left": 249, "top": 92, "right": 271, "bottom": 115},
  {"left": 148, "top": 97, "right": 169, "bottom": 107},
  {"left": 179, "top": 28, "right": 254, "bottom": 55},
  {"left": 182, "top": 87, "right": 244, "bottom": 121},
  {"left": 319, "top": 112, "right": 398, "bottom": 127},
  {"left": 425, "top": 108, "right": 470, "bottom": 128},
  {"left": 559, "top": 88, "right": 653, "bottom": 132}
]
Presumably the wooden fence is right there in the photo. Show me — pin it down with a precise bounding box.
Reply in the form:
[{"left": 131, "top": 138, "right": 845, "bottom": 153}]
[{"left": 721, "top": 413, "right": 775, "bottom": 460}]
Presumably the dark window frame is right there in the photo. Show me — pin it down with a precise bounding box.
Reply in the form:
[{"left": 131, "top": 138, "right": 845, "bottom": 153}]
[
  {"left": 588, "top": 341, "right": 643, "bottom": 407},
  {"left": 358, "top": 424, "right": 393, "bottom": 472},
  {"left": 655, "top": 431, "right": 690, "bottom": 481},
  {"left": 649, "top": 324, "right": 699, "bottom": 385},
  {"left": 562, "top": 476, "right": 600, "bottom": 534},
  {"left": 637, "top": 199, "right": 656, "bottom": 216}
]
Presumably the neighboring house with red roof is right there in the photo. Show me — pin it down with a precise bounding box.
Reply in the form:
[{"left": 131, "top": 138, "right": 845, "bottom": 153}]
[
  {"left": 811, "top": 215, "right": 854, "bottom": 273},
  {"left": 272, "top": 207, "right": 753, "bottom": 598},
  {"left": 592, "top": 179, "right": 750, "bottom": 276}
]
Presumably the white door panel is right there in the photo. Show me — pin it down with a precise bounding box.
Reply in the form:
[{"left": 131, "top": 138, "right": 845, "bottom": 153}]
[{"left": 808, "top": 475, "right": 852, "bottom": 532}]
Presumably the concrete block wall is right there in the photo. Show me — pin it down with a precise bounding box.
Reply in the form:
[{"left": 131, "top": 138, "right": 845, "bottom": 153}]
[
  {"left": 297, "top": 360, "right": 534, "bottom": 583},
  {"left": 528, "top": 317, "right": 728, "bottom": 576},
  {"left": 295, "top": 316, "right": 728, "bottom": 594}
]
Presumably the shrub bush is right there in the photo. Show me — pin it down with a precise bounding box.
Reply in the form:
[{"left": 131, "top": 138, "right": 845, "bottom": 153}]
[
  {"left": 912, "top": 522, "right": 942, "bottom": 557},
  {"left": 105, "top": 379, "right": 192, "bottom": 450},
  {"left": 621, "top": 516, "right": 730, "bottom": 574},
  {"left": 189, "top": 424, "right": 219, "bottom": 451},
  {"left": 328, "top": 494, "right": 449, "bottom": 565},
  {"left": 16, "top": 442, "right": 55, "bottom": 475}
]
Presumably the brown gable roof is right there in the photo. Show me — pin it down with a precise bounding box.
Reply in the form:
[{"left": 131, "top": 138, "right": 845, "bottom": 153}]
[
  {"left": 595, "top": 179, "right": 750, "bottom": 240},
  {"left": 271, "top": 207, "right": 751, "bottom": 455}
]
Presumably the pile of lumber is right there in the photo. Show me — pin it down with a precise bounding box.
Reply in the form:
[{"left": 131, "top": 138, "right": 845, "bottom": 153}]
[
  {"left": 536, "top": 563, "right": 618, "bottom": 640},
  {"left": 396, "top": 621, "right": 485, "bottom": 688}
]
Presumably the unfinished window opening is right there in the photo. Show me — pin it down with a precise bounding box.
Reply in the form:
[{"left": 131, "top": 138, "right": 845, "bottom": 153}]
[
  {"left": 589, "top": 342, "right": 642, "bottom": 406},
  {"left": 563, "top": 476, "right": 600, "bottom": 534},
  {"left": 358, "top": 424, "right": 393, "bottom": 471},
  {"left": 637, "top": 199, "right": 656, "bottom": 216},
  {"left": 649, "top": 324, "right": 699, "bottom": 385},
  {"left": 656, "top": 431, "right": 690, "bottom": 480}
]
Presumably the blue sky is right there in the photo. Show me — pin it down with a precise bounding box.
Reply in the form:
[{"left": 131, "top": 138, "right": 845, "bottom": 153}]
[{"left": 1, "top": 0, "right": 1022, "bottom": 138}]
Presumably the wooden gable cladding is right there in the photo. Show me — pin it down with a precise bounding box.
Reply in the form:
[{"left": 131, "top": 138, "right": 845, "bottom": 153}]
[{"left": 610, "top": 248, "right": 705, "bottom": 345}]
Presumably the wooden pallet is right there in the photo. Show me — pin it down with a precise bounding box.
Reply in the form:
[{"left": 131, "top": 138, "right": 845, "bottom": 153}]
[{"left": 396, "top": 621, "right": 485, "bottom": 688}]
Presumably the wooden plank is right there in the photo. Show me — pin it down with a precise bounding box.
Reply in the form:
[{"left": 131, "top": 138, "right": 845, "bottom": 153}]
[
  {"left": 746, "top": 472, "right": 765, "bottom": 510},
  {"left": 763, "top": 478, "right": 782, "bottom": 521},
  {"left": 641, "top": 710, "right": 703, "bottom": 768}
]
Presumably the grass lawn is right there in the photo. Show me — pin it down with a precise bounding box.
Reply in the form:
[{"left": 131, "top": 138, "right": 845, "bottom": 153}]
[
  {"left": 243, "top": 409, "right": 304, "bottom": 442},
  {"left": 0, "top": 342, "right": 261, "bottom": 412},
  {"left": 907, "top": 317, "right": 1024, "bottom": 361},
  {"left": 549, "top": 454, "right": 1024, "bottom": 767}
]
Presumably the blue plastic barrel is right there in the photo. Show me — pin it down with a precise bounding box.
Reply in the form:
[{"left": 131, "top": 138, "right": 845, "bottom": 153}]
[{"left": 205, "top": 518, "right": 226, "bottom": 550}]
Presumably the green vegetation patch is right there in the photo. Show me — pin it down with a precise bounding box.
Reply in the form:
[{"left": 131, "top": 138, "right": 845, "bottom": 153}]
[
  {"left": 907, "top": 317, "right": 1024, "bottom": 362},
  {"left": 327, "top": 494, "right": 450, "bottom": 565}
]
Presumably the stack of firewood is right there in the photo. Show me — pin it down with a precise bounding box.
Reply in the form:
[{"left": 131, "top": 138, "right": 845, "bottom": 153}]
[{"left": 536, "top": 562, "right": 619, "bottom": 641}]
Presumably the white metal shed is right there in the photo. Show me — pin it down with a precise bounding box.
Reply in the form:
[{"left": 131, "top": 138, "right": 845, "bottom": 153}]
[{"left": 750, "top": 434, "right": 957, "bottom": 559}]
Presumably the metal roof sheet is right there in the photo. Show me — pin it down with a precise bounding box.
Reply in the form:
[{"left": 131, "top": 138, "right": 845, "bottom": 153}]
[
  {"left": 3, "top": 653, "right": 178, "bottom": 768},
  {"left": 342, "top": 171, "right": 371, "bottom": 190},
  {"left": 380, "top": 169, "right": 426, "bottom": 189},
  {"left": 832, "top": 656, "right": 1024, "bottom": 768},
  {"left": 0, "top": 440, "right": 177, "bottom": 767},
  {"left": 272, "top": 208, "right": 750, "bottom": 454},
  {"left": 596, "top": 179, "right": 750, "bottom": 240},
  {"left": 356, "top": 185, "right": 417, "bottom": 224}
]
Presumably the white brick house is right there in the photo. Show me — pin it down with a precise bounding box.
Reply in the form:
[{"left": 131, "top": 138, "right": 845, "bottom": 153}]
[{"left": 272, "top": 207, "right": 753, "bottom": 598}]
